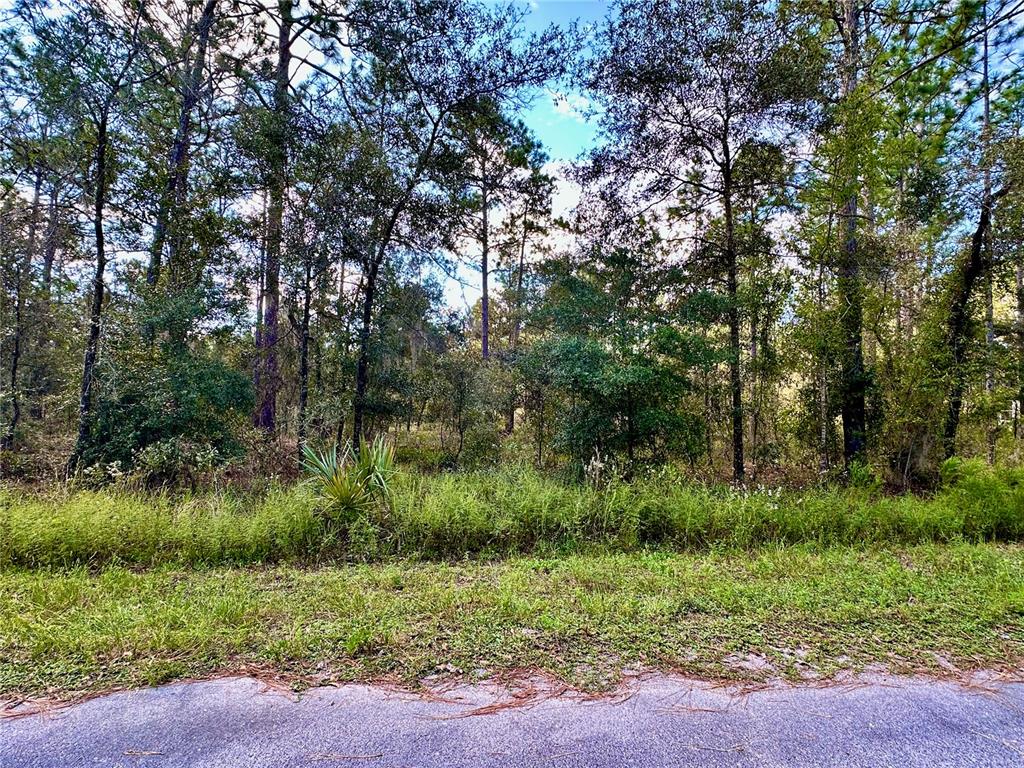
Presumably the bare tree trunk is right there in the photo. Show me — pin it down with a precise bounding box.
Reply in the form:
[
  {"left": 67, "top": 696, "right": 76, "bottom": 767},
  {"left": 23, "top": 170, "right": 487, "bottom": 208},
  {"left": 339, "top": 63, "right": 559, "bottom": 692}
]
[
  {"left": 297, "top": 257, "right": 312, "bottom": 458},
  {"left": 351, "top": 114, "right": 444, "bottom": 453},
  {"left": 509, "top": 204, "right": 528, "bottom": 352},
  {"left": 147, "top": 0, "right": 218, "bottom": 286},
  {"left": 69, "top": 117, "right": 110, "bottom": 469},
  {"left": 352, "top": 257, "right": 380, "bottom": 453},
  {"left": 838, "top": 0, "right": 867, "bottom": 470},
  {"left": 254, "top": 0, "right": 292, "bottom": 433},
  {"left": 985, "top": 249, "right": 996, "bottom": 463}
]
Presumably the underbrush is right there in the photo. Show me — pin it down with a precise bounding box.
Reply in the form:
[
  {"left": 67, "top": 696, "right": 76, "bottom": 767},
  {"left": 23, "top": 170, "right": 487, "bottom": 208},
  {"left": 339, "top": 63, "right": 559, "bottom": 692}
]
[{"left": 2, "top": 458, "right": 1023, "bottom": 568}]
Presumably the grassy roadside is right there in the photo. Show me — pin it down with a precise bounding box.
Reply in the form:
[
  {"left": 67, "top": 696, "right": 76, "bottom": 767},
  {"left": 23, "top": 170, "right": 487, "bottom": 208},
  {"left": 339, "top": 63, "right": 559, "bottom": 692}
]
[
  {"left": 4, "top": 459, "right": 1024, "bottom": 567},
  {"left": 3, "top": 543, "right": 1023, "bottom": 700}
]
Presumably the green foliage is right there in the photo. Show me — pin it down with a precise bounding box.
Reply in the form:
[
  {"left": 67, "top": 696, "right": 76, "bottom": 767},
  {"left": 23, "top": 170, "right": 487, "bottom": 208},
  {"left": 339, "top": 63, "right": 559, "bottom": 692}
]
[
  {"left": 302, "top": 443, "right": 373, "bottom": 521},
  {"left": 2, "top": 0, "right": 1024, "bottom": 487},
  {"left": 356, "top": 436, "right": 398, "bottom": 501},
  {"left": 4, "top": 544, "right": 1022, "bottom": 697},
  {"left": 301, "top": 437, "right": 397, "bottom": 526},
  {"left": 427, "top": 351, "right": 502, "bottom": 468},
  {"left": 0, "top": 486, "right": 323, "bottom": 567},
  {"left": 526, "top": 221, "right": 709, "bottom": 473},
  {"left": 4, "top": 462, "right": 1024, "bottom": 568},
  {"left": 78, "top": 345, "right": 253, "bottom": 483}
]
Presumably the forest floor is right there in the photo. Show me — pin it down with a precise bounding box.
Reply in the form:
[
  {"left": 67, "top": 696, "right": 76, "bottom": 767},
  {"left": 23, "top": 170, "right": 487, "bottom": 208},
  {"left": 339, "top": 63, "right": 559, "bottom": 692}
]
[{"left": 2, "top": 543, "right": 1023, "bottom": 701}]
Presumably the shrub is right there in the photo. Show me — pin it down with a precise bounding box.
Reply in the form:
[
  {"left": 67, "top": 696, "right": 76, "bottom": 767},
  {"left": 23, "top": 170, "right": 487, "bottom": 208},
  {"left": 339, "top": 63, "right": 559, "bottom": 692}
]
[
  {"left": 79, "top": 346, "right": 252, "bottom": 481},
  {"left": 301, "top": 437, "right": 397, "bottom": 528}
]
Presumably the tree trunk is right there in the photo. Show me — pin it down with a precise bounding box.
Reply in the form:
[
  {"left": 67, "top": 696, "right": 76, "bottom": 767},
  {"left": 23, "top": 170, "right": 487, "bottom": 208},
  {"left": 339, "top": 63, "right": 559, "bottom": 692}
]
[
  {"left": 480, "top": 170, "right": 490, "bottom": 360},
  {"left": 253, "top": 192, "right": 266, "bottom": 414},
  {"left": 147, "top": 0, "right": 218, "bottom": 286},
  {"left": 722, "top": 161, "right": 744, "bottom": 482},
  {"left": 28, "top": 180, "right": 61, "bottom": 420},
  {"left": 838, "top": 0, "right": 867, "bottom": 469},
  {"left": 254, "top": 0, "right": 292, "bottom": 433},
  {"left": 69, "top": 117, "right": 110, "bottom": 469},
  {"left": 749, "top": 312, "right": 759, "bottom": 481},
  {"left": 349, "top": 114, "right": 444, "bottom": 453},
  {"left": 1016, "top": 262, "right": 1024, "bottom": 444},
  {"left": 943, "top": 184, "right": 1010, "bottom": 459},
  {"left": 351, "top": 257, "right": 381, "bottom": 454},
  {"left": 1, "top": 170, "right": 42, "bottom": 449},
  {"left": 510, "top": 204, "right": 529, "bottom": 351},
  {"left": 815, "top": 257, "right": 830, "bottom": 471},
  {"left": 297, "top": 257, "right": 312, "bottom": 458},
  {"left": 838, "top": 194, "right": 867, "bottom": 466},
  {"left": 41, "top": 181, "right": 60, "bottom": 293},
  {"left": 985, "top": 245, "right": 996, "bottom": 463},
  {"left": 981, "top": 2, "right": 996, "bottom": 464},
  {"left": 505, "top": 203, "right": 530, "bottom": 434}
]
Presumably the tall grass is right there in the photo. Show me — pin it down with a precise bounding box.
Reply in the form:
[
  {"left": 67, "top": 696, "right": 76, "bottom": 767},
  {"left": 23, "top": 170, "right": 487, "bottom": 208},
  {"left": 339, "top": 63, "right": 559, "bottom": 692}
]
[
  {"left": 0, "top": 486, "right": 322, "bottom": 567},
  {"left": 2, "top": 459, "right": 1023, "bottom": 568}
]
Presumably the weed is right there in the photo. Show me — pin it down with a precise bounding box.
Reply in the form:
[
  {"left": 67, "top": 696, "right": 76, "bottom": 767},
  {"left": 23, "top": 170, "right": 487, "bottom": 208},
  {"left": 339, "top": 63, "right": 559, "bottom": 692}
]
[
  {"left": 2, "top": 462, "right": 1024, "bottom": 568},
  {"left": 1, "top": 544, "right": 1021, "bottom": 697}
]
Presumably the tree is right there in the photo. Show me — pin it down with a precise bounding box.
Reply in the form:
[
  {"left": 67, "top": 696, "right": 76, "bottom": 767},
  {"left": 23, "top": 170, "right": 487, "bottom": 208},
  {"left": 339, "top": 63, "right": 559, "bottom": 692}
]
[
  {"left": 586, "top": 0, "right": 819, "bottom": 480},
  {"left": 455, "top": 101, "right": 541, "bottom": 360},
  {"left": 340, "top": 0, "right": 566, "bottom": 453},
  {"left": 938, "top": 0, "right": 1023, "bottom": 459},
  {"left": 12, "top": 1, "right": 151, "bottom": 469},
  {"left": 145, "top": 0, "right": 221, "bottom": 287},
  {"left": 531, "top": 218, "right": 710, "bottom": 473}
]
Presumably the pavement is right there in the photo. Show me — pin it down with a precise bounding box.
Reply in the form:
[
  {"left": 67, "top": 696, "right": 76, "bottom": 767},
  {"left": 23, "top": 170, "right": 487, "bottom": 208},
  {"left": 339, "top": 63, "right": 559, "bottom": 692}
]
[{"left": 2, "top": 673, "right": 1023, "bottom": 767}]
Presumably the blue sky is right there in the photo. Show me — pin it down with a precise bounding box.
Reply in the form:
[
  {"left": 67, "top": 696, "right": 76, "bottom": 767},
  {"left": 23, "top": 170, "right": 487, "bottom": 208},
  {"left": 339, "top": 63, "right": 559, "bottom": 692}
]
[
  {"left": 517, "top": 1, "right": 609, "bottom": 162},
  {"left": 443, "top": 2, "right": 609, "bottom": 310}
]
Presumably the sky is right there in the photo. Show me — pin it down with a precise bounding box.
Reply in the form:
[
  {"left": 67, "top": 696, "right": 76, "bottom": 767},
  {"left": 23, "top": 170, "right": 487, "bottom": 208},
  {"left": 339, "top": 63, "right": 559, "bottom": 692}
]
[
  {"left": 442, "top": 2, "right": 610, "bottom": 310},
  {"left": 517, "top": 1, "right": 606, "bottom": 163}
]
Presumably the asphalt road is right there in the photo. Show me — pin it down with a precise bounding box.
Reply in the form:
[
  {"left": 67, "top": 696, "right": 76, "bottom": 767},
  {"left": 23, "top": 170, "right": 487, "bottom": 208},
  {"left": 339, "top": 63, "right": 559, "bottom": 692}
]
[{"left": 3, "top": 673, "right": 1023, "bottom": 767}]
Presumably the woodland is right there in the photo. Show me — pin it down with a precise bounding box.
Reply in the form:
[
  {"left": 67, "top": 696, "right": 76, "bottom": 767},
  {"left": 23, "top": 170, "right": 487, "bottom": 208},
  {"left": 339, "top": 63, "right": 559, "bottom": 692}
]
[
  {"left": 1, "top": 0, "right": 1023, "bottom": 490},
  {"left": 4, "top": 0, "right": 1024, "bottom": 700}
]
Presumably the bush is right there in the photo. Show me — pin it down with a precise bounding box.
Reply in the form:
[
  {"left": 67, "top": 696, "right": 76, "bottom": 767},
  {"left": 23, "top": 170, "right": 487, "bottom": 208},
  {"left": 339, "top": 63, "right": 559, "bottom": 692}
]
[
  {"left": 79, "top": 346, "right": 252, "bottom": 482},
  {"left": 302, "top": 437, "right": 397, "bottom": 529}
]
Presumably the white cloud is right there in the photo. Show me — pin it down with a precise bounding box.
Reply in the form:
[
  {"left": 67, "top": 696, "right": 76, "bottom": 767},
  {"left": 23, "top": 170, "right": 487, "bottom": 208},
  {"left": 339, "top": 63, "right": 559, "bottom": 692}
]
[{"left": 550, "top": 91, "right": 590, "bottom": 122}]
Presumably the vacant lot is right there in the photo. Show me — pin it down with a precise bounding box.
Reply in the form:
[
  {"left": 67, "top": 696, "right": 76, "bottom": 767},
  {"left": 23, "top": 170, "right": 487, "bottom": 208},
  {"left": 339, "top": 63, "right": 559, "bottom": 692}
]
[{"left": 4, "top": 462, "right": 1023, "bottom": 701}]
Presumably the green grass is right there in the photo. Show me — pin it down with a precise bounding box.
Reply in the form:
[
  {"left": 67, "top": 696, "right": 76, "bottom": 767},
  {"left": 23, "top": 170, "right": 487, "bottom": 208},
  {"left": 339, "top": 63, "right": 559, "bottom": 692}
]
[
  {"left": 3, "top": 459, "right": 1024, "bottom": 567},
  {"left": 2, "top": 544, "right": 1023, "bottom": 699},
  {"left": 3, "top": 461, "right": 1022, "bottom": 699}
]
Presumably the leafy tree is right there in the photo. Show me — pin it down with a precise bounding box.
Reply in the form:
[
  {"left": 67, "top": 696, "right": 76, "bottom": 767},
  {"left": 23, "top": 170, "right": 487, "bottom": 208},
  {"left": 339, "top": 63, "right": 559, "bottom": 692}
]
[
  {"left": 585, "top": 0, "right": 820, "bottom": 480},
  {"left": 337, "top": 0, "right": 568, "bottom": 453},
  {"left": 531, "top": 219, "right": 710, "bottom": 473},
  {"left": 11, "top": 1, "right": 153, "bottom": 469}
]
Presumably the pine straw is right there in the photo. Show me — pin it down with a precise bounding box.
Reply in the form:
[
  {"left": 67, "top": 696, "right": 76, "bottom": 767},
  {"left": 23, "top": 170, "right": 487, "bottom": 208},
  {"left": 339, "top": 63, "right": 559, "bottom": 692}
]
[{"left": 4, "top": 664, "right": 1023, "bottom": 723}]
